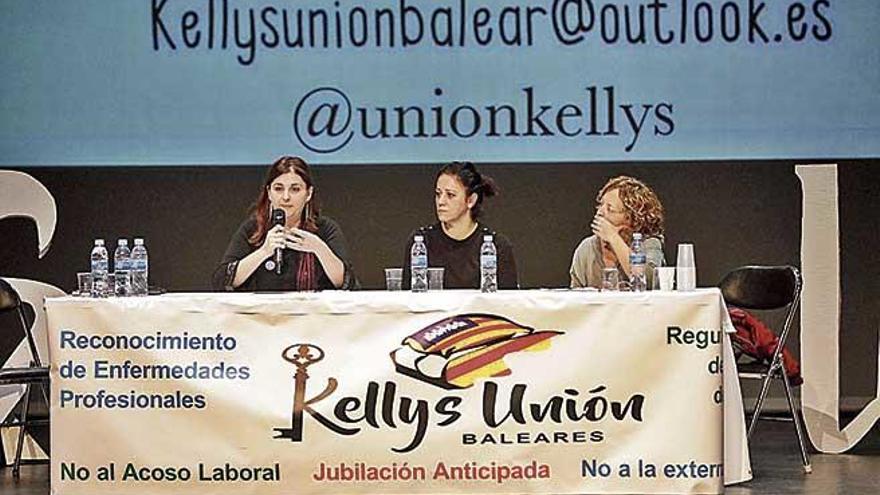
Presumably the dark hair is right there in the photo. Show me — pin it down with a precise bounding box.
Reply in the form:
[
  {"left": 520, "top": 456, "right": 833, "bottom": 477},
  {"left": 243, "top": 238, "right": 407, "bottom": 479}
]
[
  {"left": 436, "top": 161, "right": 499, "bottom": 219},
  {"left": 248, "top": 156, "right": 321, "bottom": 246}
]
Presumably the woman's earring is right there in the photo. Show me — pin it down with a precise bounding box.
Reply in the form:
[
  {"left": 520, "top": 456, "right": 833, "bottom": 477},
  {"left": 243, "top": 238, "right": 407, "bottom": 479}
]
[{"left": 304, "top": 202, "right": 310, "bottom": 222}]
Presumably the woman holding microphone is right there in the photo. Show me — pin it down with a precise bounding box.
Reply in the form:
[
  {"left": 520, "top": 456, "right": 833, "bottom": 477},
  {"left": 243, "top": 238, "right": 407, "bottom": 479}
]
[{"left": 212, "top": 156, "right": 357, "bottom": 291}]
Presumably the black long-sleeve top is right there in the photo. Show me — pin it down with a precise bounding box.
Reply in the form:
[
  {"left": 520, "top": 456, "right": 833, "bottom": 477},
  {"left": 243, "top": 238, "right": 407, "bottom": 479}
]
[
  {"left": 401, "top": 223, "right": 519, "bottom": 290},
  {"left": 212, "top": 216, "right": 358, "bottom": 291}
]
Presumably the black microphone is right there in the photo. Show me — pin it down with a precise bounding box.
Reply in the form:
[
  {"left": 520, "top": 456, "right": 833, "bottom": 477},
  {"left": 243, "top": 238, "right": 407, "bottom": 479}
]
[{"left": 271, "top": 208, "right": 286, "bottom": 275}]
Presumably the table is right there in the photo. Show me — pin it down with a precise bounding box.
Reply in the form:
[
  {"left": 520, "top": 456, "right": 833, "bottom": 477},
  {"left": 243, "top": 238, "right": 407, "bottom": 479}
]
[{"left": 46, "top": 289, "right": 751, "bottom": 494}]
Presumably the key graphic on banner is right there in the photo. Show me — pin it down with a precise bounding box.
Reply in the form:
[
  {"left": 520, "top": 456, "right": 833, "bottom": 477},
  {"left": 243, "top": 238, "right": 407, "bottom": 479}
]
[{"left": 274, "top": 344, "right": 337, "bottom": 442}]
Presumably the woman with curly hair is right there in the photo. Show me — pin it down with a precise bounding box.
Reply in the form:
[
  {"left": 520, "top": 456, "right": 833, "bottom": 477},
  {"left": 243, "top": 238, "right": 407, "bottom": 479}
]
[{"left": 570, "top": 176, "right": 666, "bottom": 289}]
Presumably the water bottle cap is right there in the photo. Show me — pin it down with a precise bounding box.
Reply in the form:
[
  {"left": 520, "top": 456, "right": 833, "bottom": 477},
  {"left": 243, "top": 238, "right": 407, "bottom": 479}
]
[
  {"left": 118, "top": 239, "right": 128, "bottom": 246},
  {"left": 414, "top": 235, "right": 424, "bottom": 242},
  {"left": 134, "top": 238, "right": 144, "bottom": 245},
  {"left": 633, "top": 232, "right": 643, "bottom": 239},
  {"left": 95, "top": 239, "right": 104, "bottom": 246},
  {"left": 483, "top": 235, "right": 493, "bottom": 241}
]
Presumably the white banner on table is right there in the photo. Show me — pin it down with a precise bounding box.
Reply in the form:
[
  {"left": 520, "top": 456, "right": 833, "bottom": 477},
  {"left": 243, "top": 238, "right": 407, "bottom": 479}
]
[{"left": 47, "top": 290, "right": 725, "bottom": 494}]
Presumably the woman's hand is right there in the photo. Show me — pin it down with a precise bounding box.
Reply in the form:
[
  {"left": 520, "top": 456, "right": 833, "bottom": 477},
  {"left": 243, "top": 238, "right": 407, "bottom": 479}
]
[
  {"left": 286, "top": 228, "right": 327, "bottom": 254},
  {"left": 591, "top": 215, "right": 622, "bottom": 243},
  {"left": 287, "top": 228, "right": 346, "bottom": 288},
  {"left": 593, "top": 215, "right": 635, "bottom": 276},
  {"left": 260, "top": 225, "right": 288, "bottom": 258}
]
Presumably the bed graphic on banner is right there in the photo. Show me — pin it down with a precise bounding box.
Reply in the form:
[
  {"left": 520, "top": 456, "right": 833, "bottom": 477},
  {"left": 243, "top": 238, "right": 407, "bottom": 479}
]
[{"left": 46, "top": 290, "right": 730, "bottom": 494}]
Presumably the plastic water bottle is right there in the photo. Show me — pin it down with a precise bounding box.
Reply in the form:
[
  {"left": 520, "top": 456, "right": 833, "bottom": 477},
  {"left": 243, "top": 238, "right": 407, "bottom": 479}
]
[
  {"left": 114, "top": 239, "right": 132, "bottom": 296},
  {"left": 410, "top": 235, "right": 428, "bottom": 293},
  {"left": 114, "top": 239, "right": 131, "bottom": 271},
  {"left": 630, "top": 232, "right": 647, "bottom": 292},
  {"left": 130, "top": 238, "right": 149, "bottom": 296},
  {"left": 90, "top": 239, "right": 109, "bottom": 297},
  {"left": 480, "top": 234, "right": 497, "bottom": 293}
]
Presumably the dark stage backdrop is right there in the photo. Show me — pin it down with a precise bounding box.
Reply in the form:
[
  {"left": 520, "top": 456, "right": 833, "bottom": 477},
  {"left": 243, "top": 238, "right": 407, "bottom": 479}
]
[{"left": 0, "top": 160, "right": 877, "bottom": 406}]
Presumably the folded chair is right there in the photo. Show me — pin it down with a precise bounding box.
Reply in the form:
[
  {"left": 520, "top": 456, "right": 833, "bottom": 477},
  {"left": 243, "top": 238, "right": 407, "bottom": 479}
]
[
  {"left": 0, "top": 278, "right": 49, "bottom": 478},
  {"left": 719, "top": 265, "right": 811, "bottom": 474}
]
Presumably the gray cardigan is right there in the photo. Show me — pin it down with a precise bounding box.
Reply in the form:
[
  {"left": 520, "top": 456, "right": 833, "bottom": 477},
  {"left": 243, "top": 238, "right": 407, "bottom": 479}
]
[{"left": 569, "top": 235, "right": 665, "bottom": 289}]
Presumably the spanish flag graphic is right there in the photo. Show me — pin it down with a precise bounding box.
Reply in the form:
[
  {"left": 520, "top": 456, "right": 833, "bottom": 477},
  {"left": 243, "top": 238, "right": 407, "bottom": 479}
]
[{"left": 390, "top": 314, "right": 562, "bottom": 389}]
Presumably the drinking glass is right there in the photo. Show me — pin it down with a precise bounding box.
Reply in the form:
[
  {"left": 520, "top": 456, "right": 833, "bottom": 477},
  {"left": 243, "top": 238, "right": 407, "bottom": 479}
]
[
  {"left": 655, "top": 266, "right": 676, "bottom": 291},
  {"left": 106, "top": 273, "right": 116, "bottom": 297},
  {"left": 601, "top": 268, "right": 619, "bottom": 292},
  {"left": 76, "top": 272, "right": 92, "bottom": 297},
  {"left": 114, "top": 270, "right": 131, "bottom": 297},
  {"left": 676, "top": 244, "right": 697, "bottom": 291},
  {"left": 427, "top": 267, "right": 445, "bottom": 291},
  {"left": 384, "top": 268, "right": 403, "bottom": 291}
]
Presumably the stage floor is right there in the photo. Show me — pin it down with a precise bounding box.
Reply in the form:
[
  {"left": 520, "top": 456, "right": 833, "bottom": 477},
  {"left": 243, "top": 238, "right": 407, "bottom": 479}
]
[
  {"left": 2, "top": 420, "right": 878, "bottom": 495},
  {"left": 727, "top": 416, "right": 880, "bottom": 495}
]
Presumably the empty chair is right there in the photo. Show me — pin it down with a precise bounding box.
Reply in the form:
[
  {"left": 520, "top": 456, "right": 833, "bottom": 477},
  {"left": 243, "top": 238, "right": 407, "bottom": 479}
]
[
  {"left": 719, "top": 265, "right": 811, "bottom": 474},
  {"left": 0, "top": 278, "right": 49, "bottom": 478}
]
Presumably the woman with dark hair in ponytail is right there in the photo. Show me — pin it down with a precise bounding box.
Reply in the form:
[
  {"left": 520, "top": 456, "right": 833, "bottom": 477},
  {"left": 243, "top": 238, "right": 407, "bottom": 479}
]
[
  {"left": 212, "top": 156, "right": 357, "bottom": 291},
  {"left": 402, "top": 161, "right": 519, "bottom": 289}
]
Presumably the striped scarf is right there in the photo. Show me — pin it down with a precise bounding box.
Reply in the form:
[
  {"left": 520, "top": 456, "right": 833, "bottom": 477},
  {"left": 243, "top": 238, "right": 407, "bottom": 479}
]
[{"left": 295, "top": 252, "right": 317, "bottom": 291}]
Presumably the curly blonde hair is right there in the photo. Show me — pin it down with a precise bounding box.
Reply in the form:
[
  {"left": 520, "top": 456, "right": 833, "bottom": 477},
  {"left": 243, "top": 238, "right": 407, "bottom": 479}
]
[{"left": 597, "top": 176, "right": 665, "bottom": 238}]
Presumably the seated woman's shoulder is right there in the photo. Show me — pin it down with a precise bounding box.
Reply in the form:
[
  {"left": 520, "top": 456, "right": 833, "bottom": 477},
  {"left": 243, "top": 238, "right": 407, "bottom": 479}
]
[
  {"left": 317, "top": 216, "right": 349, "bottom": 235},
  {"left": 409, "top": 223, "right": 440, "bottom": 239},
  {"left": 317, "top": 215, "right": 338, "bottom": 229},
  {"left": 573, "top": 234, "right": 598, "bottom": 252},
  {"left": 478, "top": 225, "right": 514, "bottom": 246},
  {"left": 644, "top": 235, "right": 664, "bottom": 247},
  {"left": 580, "top": 234, "right": 598, "bottom": 245},
  {"left": 234, "top": 216, "right": 258, "bottom": 235}
]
